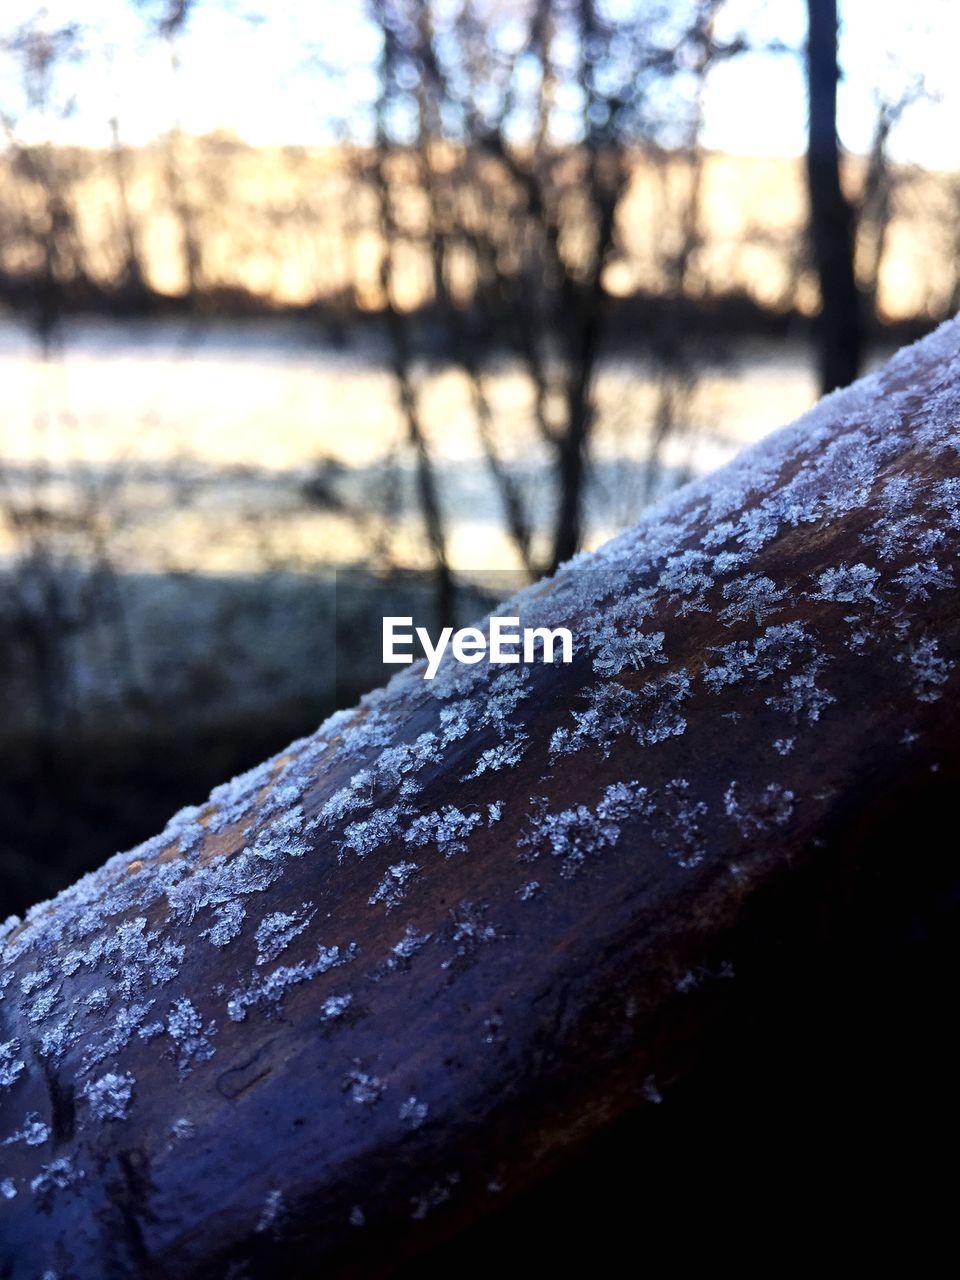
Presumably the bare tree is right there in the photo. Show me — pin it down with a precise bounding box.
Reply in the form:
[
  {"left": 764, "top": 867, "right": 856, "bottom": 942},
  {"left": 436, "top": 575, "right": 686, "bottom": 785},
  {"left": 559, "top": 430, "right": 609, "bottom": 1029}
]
[
  {"left": 805, "top": 0, "right": 862, "bottom": 393},
  {"left": 364, "top": 0, "right": 736, "bottom": 576}
]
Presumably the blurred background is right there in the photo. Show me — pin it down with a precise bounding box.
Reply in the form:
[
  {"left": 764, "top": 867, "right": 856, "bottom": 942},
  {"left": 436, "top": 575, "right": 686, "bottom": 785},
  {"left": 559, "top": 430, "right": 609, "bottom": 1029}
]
[{"left": 0, "top": 0, "right": 956, "bottom": 917}]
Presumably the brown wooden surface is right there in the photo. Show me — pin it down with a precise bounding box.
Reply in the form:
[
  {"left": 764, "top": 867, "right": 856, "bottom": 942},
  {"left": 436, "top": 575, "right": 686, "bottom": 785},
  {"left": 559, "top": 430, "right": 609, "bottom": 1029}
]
[{"left": 2, "top": 319, "right": 960, "bottom": 1276}]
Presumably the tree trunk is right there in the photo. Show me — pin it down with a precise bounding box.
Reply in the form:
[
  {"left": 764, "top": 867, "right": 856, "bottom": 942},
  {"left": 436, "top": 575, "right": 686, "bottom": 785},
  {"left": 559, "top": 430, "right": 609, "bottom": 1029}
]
[
  {"left": 806, "top": 0, "right": 863, "bottom": 393},
  {"left": 3, "top": 319, "right": 960, "bottom": 1275}
]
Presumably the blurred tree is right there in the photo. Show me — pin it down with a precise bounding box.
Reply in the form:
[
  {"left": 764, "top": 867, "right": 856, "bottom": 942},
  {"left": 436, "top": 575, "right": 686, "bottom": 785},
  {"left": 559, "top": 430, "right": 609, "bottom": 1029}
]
[
  {"left": 805, "top": 0, "right": 862, "bottom": 393},
  {"left": 365, "top": 0, "right": 740, "bottom": 575}
]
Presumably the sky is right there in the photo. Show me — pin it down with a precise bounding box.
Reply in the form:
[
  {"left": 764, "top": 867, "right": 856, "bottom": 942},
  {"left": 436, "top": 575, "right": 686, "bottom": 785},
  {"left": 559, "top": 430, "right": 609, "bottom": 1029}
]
[{"left": 0, "top": 0, "right": 956, "bottom": 168}]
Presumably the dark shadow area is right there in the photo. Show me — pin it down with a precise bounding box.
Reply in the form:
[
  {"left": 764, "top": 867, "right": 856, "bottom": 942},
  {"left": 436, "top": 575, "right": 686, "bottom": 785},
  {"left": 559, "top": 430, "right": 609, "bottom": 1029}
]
[{"left": 392, "top": 759, "right": 960, "bottom": 1274}]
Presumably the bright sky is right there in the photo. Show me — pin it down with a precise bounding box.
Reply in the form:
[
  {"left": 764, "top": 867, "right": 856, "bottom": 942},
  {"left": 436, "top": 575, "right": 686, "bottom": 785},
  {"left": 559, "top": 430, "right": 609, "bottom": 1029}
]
[{"left": 0, "top": 0, "right": 956, "bottom": 168}]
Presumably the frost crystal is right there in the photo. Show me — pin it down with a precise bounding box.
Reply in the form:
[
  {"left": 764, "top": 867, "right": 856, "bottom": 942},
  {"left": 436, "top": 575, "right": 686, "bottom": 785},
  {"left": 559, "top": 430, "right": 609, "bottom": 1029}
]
[
  {"left": 648, "top": 779, "right": 708, "bottom": 869},
  {"left": 256, "top": 1188, "right": 286, "bottom": 1234},
  {"left": 891, "top": 560, "right": 955, "bottom": 602},
  {"left": 519, "top": 782, "right": 652, "bottom": 877},
  {"left": 809, "top": 563, "right": 880, "bottom": 604},
  {"left": 0, "top": 1039, "right": 25, "bottom": 1091},
  {"left": 551, "top": 674, "right": 689, "bottom": 760},
  {"left": 766, "top": 662, "right": 835, "bottom": 724},
  {"left": 81, "top": 1072, "right": 135, "bottom": 1123},
  {"left": 340, "top": 804, "right": 407, "bottom": 860},
  {"left": 1, "top": 1113, "right": 50, "bottom": 1147},
  {"left": 462, "top": 732, "right": 528, "bottom": 780},
  {"left": 658, "top": 550, "right": 714, "bottom": 614},
  {"left": 404, "top": 806, "right": 482, "bottom": 857},
  {"left": 591, "top": 629, "right": 666, "bottom": 677},
  {"left": 226, "top": 943, "right": 357, "bottom": 1021},
  {"left": 441, "top": 901, "right": 500, "bottom": 969},
  {"left": 166, "top": 998, "right": 216, "bottom": 1075},
  {"left": 399, "top": 1096, "right": 429, "bottom": 1129},
  {"left": 30, "top": 1157, "right": 82, "bottom": 1196},
  {"left": 200, "top": 901, "right": 246, "bottom": 947},
  {"left": 719, "top": 574, "right": 786, "bottom": 625},
  {"left": 254, "top": 904, "right": 316, "bottom": 965},
  {"left": 724, "top": 782, "right": 795, "bottom": 837},
  {"left": 896, "top": 636, "right": 954, "bottom": 702},
  {"left": 344, "top": 1063, "right": 385, "bottom": 1105},
  {"left": 703, "top": 622, "right": 812, "bottom": 693},
  {"left": 368, "top": 862, "right": 419, "bottom": 911}
]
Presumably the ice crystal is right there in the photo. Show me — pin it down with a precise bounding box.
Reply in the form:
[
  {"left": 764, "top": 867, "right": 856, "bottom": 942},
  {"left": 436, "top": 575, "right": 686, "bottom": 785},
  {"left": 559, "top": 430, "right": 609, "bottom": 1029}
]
[
  {"left": 344, "top": 1063, "right": 385, "bottom": 1106},
  {"left": 441, "top": 901, "right": 499, "bottom": 969},
  {"left": 81, "top": 1071, "right": 135, "bottom": 1122},
  {"left": 648, "top": 778, "right": 709, "bottom": 869},
  {"left": 82, "top": 1000, "right": 156, "bottom": 1072},
  {"left": 339, "top": 804, "right": 408, "bottom": 860},
  {"left": 519, "top": 782, "right": 651, "bottom": 877},
  {"left": 591, "top": 629, "right": 666, "bottom": 677},
  {"left": 519, "top": 802, "right": 614, "bottom": 878},
  {"left": 200, "top": 900, "right": 246, "bottom": 947},
  {"left": 462, "top": 732, "right": 528, "bottom": 780},
  {"left": 225, "top": 942, "right": 357, "bottom": 1021},
  {"left": 658, "top": 550, "right": 714, "bottom": 614},
  {"left": 892, "top": 560, "right": 955, "bottom": 602},
  {"left": 551, "top": 673, "right": 689, "bottom": 761},
  {"left": 392, "top": 925, "right": 431, "bottom": 961},
  {"left": 896, "top": 636, "right": 954, "bottom": 702},
  {"left": 166, "top": 998, "right": 216, "bottom": 1075},
  {"left": 404, "top": 806, "right": 482, "bottom": 857},
  {"left": 0, "top": 1039, "right": 24, "bottom": 1091},
  {"left": 2, "top": 1113, "right": 50, "bottom": 1147},
  {"left": 254, "top": 904, "right": 316, "bottom": 965},
  {"left": 723, "top": 782, "right": 795, "bottom": 837},
  {"left": 399, "top": 1096, "right": 429, "bottom": 1129},
  {"left": 30, "top": 1157, "right": 82, "bottom": 1196},
  {"left": 256, "top": 1188, "right": 286, "bottom": 1234},
  {"left": 719, "top": 573, "right": 786, "bottom": 626},
  {"left": 550, "top": 683, "right": 640, "bottom": 760},
  {"left": 368, "top": 862, "right": 419, "bottom": 911},
  {"left": 766, "top": 661, "right": 835, "bottom": 724},
  {"left": 809, "top": 563, "right": 880, "bottom": 604},
  {"left": 703, "top": 622, "right": 812, "bottom": 693}
]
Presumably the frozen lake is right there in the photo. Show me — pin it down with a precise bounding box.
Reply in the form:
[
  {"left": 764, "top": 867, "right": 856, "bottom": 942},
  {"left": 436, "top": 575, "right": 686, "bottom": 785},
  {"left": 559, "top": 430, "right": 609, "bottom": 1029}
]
[{"left": 0, "top": 315, "right": 841, "bottom": 572}]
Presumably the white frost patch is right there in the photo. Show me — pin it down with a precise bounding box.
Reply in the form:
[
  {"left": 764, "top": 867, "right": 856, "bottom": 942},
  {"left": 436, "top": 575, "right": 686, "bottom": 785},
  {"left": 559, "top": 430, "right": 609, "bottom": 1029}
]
[
  {"left": 2, "top": 1113, "right": 50, "bottom": 1147},
  {"left": 256, "top": 1188, "right": 286, "bottom": 1234},
  {"left": 368, "top": 862, "right": 419, "bottom": 911},
  {"left": 399, "top": 1096, "right": 429, "bottom": 1129},
  {"left": 254, "top": 903, "right": 316, "bottom": 965},
  {"left": 404, "top": 806, "right": 482, "bottom": 857},
  {"left": 166, "top": 998, "right": 216, "bottom": 1075},
  {"left": 81, "top": 1072, "right": 135, "bottom": 1123},
  {"left": 344, "top": 1063, "right": 385, "bottom": 1106},
  {"left": 896, "top": 636, "right": 955, "bottom": 702},
  {"left": 0, "top": 1040, "right": 25, "bottom": 1091}
]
